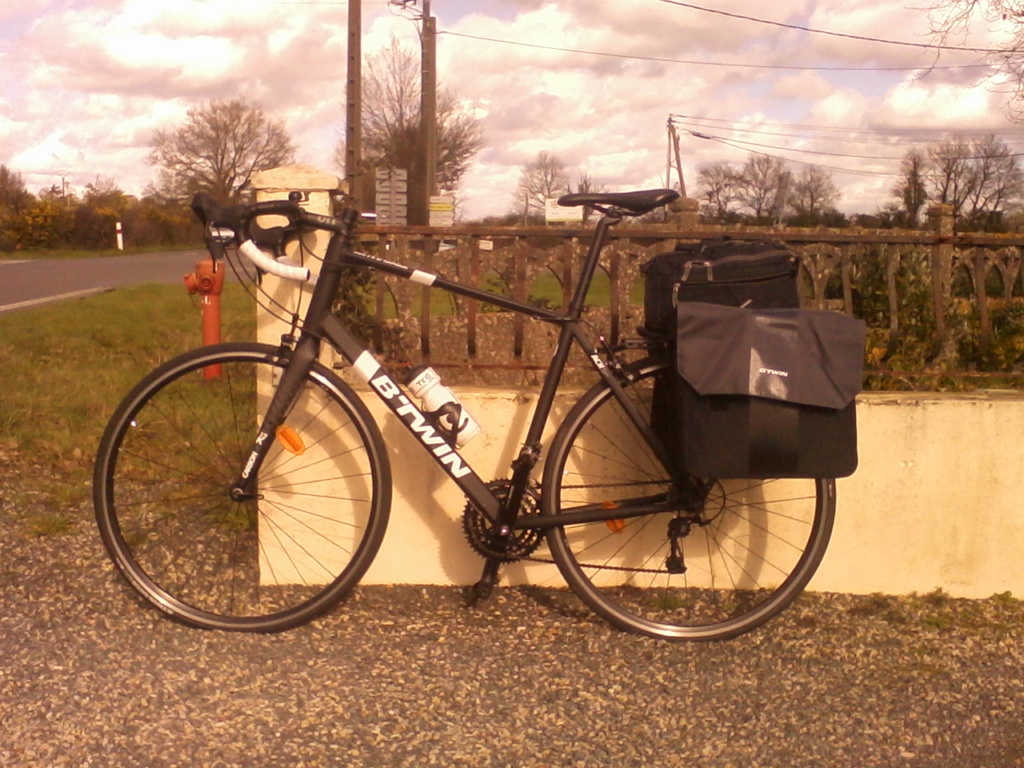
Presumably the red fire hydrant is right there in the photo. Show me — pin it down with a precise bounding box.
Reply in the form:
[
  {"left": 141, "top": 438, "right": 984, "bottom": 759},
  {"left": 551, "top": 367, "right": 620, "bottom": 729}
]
[{"left": 184, "top": 258, "right": 226, "bottom": 379}]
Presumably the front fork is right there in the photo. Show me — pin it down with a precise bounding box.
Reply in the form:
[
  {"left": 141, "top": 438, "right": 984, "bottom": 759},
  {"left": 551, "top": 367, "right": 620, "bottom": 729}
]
[{"left": 229, "top": 334, "right": 318, "bottom": 501}]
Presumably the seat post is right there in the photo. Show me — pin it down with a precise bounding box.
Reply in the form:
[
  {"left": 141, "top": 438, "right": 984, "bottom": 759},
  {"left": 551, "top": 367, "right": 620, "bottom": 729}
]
[{"left": 566, "top": 213, "right": 620, "bottom": 319}]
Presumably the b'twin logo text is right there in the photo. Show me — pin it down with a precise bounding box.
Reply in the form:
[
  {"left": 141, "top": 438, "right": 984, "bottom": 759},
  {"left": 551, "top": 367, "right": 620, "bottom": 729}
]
[
  {"left": 370, "top": 373, "right": 472, "bottom": 478},
  {"left": 759, "top": 367, "right": 789, "bottom": 377}
]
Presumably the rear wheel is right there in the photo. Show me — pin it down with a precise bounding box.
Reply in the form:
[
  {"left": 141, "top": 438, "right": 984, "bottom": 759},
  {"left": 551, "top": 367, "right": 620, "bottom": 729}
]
[
  {"left": 93, "top": 343, "right": 391, "bottom": 632},
  {"left": 543, "top": 358, "right": 835, "bottom": 641}
]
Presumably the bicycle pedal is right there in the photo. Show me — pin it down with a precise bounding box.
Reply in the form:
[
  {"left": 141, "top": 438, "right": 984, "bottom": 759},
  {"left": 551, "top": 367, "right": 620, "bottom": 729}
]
[{"left": 463, "top": 580, "right": 494, "bottom": 607}]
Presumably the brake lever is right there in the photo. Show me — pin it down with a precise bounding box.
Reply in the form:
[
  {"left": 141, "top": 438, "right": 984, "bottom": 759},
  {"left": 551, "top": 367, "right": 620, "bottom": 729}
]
[{"left": 206, "top": 240, "right": 228, "bottom": 261}]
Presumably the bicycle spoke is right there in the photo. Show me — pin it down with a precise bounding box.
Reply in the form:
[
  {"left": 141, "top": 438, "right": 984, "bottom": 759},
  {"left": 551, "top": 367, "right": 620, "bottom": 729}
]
[
  {"left": 95, "top": 345, "right": 390, "bottom": 631},
  {"left": 545, "top": 360, "right": 835, "bottom": 641}
]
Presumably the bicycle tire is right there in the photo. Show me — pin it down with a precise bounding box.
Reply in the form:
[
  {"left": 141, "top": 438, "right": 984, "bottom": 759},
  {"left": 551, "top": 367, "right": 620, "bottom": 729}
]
[
  {"left": 543, "top": 358, "right": 835, "bottom": 641},
  {"left": 93, "top": 342, "right": 392, "bottom": 632}
]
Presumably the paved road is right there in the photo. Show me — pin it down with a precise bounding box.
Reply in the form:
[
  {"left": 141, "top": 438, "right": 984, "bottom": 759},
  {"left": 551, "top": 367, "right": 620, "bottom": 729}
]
[{"left": 0, "top": 250, "right": 207, "bottom": 314}]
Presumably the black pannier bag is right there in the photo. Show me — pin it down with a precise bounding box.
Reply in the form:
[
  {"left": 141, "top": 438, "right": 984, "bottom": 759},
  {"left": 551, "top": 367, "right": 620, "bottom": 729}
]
[
  {"left": 641, "top": 238, "right": 864, "bottom": 479},
  {"left": 642, "top": 238, "right": 800, "bottom": 339},
  {"left": 674, "top": 303, "right": 865, "bottom": 479}
]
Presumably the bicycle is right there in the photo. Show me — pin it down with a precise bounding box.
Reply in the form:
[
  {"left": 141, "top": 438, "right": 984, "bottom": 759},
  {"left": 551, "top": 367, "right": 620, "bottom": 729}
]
[{"left": 92, "top": 188, "right": 836, "bottom": 641}]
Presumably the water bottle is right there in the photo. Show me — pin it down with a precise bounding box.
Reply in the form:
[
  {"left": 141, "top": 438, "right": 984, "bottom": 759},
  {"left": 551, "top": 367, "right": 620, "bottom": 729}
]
[{"left": 406, "top": 366, "right": 481, "bottom": 447}]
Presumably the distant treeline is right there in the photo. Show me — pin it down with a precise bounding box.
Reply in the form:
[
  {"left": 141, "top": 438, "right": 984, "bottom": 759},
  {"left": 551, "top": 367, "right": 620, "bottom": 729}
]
[{"left": 0, "top": 165, "right": 194, "bottom": 251}]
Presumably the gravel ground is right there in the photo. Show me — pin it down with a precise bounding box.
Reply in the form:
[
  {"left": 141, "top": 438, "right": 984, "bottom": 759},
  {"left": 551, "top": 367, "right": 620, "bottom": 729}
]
[{"left": 2, "top": 463, "right": 1023, "bottom": 767}]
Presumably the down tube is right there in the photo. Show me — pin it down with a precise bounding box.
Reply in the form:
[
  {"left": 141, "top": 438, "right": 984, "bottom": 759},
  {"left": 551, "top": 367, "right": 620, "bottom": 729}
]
[{"left": 320, "top": 315, "right": 501, "bottom": 521}]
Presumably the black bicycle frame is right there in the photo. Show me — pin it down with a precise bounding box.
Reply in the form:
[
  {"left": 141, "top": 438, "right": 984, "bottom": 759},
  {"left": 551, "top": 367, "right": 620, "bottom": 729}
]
[{"left": 233, "top": 211, "right": 677, "bottom": 531}]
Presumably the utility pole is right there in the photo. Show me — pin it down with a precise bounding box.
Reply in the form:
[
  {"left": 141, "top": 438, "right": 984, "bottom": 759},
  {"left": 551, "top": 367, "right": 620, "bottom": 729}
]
[
  {"left": 345, "top": 0, "right": 363, "bottom": 210},
  {"left": 420, "top": 0, "right": 437, "bottom": 225},
  {"left": 666, "top": 119, "right": 686, "bottom": 197},
  {"left": 419, "top": 0, "right": 436, "bottom": 210},
  {"left": 387, "top": 0, "right": 437, "bottom": 225}
]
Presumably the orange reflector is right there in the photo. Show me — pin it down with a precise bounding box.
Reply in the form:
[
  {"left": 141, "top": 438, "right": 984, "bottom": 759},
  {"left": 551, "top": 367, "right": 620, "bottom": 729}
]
[
  {"left": 276, "top": 425, "right": 305, "bottom": 455},
  {"left": 605, "top": 518, "right": 626, "bottom": 534}
]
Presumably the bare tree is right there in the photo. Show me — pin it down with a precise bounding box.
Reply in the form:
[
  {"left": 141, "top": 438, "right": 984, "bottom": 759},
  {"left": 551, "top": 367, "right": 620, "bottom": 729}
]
[
  {"left": 83, "top": 177, "right": 129, "bottom": 210},
  {"left": 789, "top": 166, "right": 840, "bottom": 220},
  {"left": 894, "top": 135, "right": 1023, "bottom": 228},
  {"left": 926, "top": 137, "right": 976, "bottom": 217},
  {"left": 892, "top": 149, "right": 929, "bottom": 227},
  {"left": 572, "top": 168, "right": 604, "bottom": 195},
  {"left": 962, "top": 134, "right": 1024, "bottom": 226},
  {"left": 696, "top": 161, "right": 742, "bottom": 220},
  {"left": 927, "top": 1, "right": 1024, "bottom": 118},
  {"left": 736, "top": 155, "right": 787, "bottom": 220},
  {"left": 572, "top": 169, "right": 606, "bottom": 223},
  {"left": 515, "top": 151, "right": 570, "bottom": 223},
  {"left": 149, "top": 98, "right": 295, "bottom": 202},
  {"left": 347, "top": 36, "right": 484, "bottom": 222}
]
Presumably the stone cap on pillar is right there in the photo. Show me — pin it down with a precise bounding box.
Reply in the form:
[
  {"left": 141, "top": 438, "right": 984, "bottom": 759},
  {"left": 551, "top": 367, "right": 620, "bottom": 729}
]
[
  {"left": 669, "top": 196, "right": 701, "bottom": 229},
  {"left": 251, "top": 164, "right": 344, "bottom": 196},
  {"left": 250, "top": 164, "right": 344, "bottom": 217}
]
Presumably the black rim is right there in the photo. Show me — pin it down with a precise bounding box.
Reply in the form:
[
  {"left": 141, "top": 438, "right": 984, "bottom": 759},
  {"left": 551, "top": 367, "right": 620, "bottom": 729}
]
[{"left": 94, "top": 344, "right": 390, "bottom": 631}]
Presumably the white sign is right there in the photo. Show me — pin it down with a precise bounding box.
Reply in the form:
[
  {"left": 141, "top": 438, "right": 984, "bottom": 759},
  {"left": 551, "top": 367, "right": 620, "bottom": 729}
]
[{"left": 544, "top": 197, "right": 583, "bottom": 224}]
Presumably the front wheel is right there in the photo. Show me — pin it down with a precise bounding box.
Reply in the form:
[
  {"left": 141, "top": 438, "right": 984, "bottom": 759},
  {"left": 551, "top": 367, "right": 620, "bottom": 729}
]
[
  {"left": 93, "top": 343, "right": 392, "bottom": 632},
  {"left": 543, "top": 358, "right": 836, "bottom": 641}
]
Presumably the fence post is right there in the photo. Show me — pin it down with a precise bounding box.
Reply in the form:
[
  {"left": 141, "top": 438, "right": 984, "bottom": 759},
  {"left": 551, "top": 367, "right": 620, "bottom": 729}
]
[
  {"left": 671, "top": 197, "right": 700, "bottom": 230},
  {"left": 927, "top": 203, "right": 955, "bottom": 361}
]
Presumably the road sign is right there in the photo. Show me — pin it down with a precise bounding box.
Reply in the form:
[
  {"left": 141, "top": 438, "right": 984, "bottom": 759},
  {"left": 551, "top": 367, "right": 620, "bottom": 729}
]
[
  {"left": 375, "top": 168, "right": 408, "bottom": 225},
  {"left": 429, "top": 194, "right": 455, "bottom": 227}
]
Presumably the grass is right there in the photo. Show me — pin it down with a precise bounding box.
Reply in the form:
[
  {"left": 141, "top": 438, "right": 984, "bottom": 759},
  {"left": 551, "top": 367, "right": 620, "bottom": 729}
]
[
  {"left": 392, "top": 271, "right": 642, "bottom": 318},
  {"left": 0, "top": 282, "right": 255, "bottom": 535},
  {"left": 842, "top": 588, "right": 1024, "bottom": 633},
  {"left": 0, "top": 264, "right": 618, "bottom": 537}
]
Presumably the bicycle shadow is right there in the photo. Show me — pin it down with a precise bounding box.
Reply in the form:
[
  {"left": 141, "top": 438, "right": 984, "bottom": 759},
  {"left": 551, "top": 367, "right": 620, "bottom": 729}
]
[{"left": 366, "top": 387, "right": 571, "bottom": 589}]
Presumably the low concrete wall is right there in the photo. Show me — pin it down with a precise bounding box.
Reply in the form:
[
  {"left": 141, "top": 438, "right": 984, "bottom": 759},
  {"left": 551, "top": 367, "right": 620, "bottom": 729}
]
[
  {"left": 360, "top": 390, "right": 1024, "bottom": 599},
  {"left": 812, "top": 392, "right": 1024, "bottom": 598}
]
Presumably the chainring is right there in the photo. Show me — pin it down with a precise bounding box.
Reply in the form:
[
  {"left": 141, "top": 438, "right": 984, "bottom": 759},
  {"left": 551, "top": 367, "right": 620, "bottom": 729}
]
[{"left": 462, "top": 480, "right": 543, "bottom": 562}]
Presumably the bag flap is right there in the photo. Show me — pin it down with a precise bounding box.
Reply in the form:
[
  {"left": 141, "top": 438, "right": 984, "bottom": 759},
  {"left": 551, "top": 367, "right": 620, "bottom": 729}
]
[{"left": 675, "top": 303, "right": 866, "bottom": 409}]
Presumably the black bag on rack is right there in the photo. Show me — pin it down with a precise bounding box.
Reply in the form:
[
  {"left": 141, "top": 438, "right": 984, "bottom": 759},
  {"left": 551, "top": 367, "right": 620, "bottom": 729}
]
[
  {"left": 642, "top": 238, "right": 864, "bottom": 479},
  {"left": 642, "top": 238, "right": 799, "bottom": 339}
]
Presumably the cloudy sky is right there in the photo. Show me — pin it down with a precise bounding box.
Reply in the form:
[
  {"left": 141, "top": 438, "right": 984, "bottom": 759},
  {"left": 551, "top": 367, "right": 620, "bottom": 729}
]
[{"left": 2, "top": 0, "right": 1023, "bottom": 221}]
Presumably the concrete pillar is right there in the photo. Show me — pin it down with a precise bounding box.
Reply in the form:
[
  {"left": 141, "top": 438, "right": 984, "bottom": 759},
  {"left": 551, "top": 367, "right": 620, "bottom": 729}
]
[
  {"left": 249, "top": 164, "right": 345, "bottom": 348},
  {"left": 670, "top": 196, "right": 701, "bottom": 230},
  {"left": 247, "top": 165, "right": 345, "bottom": 584}
]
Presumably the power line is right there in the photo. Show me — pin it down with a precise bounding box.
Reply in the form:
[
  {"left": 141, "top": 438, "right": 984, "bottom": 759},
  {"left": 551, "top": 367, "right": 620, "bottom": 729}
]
[
  {"left": 686, "top": 131, "right": 903, "bottom": 178},
  {"left": 656, "top": 0, "right": 1015, "bottom": 55},
  {"left": 682, "top": 120, "right": 1024, "bottom": 182},
  {"left": 438, "top": 30, "right": 995, "bottom": 73},
  {"left": 669, "top": 114, "right": 1024, "bottom": 145},
  {"left": 183, "top": 0, "right": 394, "bottom": 5},
  {"left": 687, "top": 130, "right": 907, "bottom": 161}
]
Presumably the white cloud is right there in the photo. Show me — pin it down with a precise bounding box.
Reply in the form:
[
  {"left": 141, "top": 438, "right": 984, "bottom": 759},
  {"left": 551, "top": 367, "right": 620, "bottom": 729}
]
[
  {"left": 2, "top": 0, "right": 1023, "bottom": 219},
  {"left": 772, "top": 72, "right": 833, "bottom": 102},
  {"left": 876, "top": 76, "right": 1010, "bottom": 131}
]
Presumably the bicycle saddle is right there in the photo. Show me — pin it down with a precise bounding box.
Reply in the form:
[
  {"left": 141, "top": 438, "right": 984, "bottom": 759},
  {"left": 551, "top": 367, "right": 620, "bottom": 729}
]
[{"left": 557, "top": 189, "right": 679, "bottom": 215}]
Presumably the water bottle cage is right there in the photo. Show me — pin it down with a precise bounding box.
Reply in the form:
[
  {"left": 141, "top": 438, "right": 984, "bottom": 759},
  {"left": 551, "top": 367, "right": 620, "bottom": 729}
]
[{"left": 427, "top": 402, "right": 465, "bottom": 444}]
